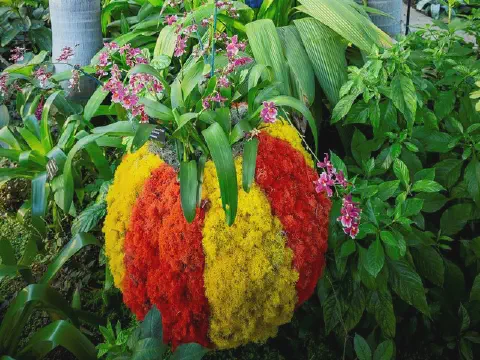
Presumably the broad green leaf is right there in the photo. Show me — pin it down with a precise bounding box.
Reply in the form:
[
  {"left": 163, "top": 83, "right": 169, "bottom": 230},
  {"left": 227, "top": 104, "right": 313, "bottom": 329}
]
[
  {"left": 181, "top": 61, "right": 206, "bottom": 100},
  {"left": 440, "top": 203, "right": 474, "bottom": 235},
  {"left": 343, "top": 286, "right": 366, "bottom": 331},
  {"left": 393, "top": 159, "right": 410, "bottom": 186},
  {"left": 154, "top": 25, "right": 177, "bottom": 58},
  {"left": 246, "top": 20, "right": 290, "bottom": 96},
  {"left": 377, "top": 181, "right": 400, "bottom": 201},
  {"left": 365, "top": 239, "right": 384, "bottom": 278},
  {"left": 354, "top": 333, "right": 372, "bottom": 360},
  {"left": 411, "top": 246, "right": 444, "bottom": 287},
  {"left": 331, "top": 94, "right": 357, "bottom": 123},
  {"left": 297, "top": 0, "right": 391, "bottom": 51},
  {"left": 434, "top": 159, "right": 463, "bottom": 188},
  {"left": 18, "top": 320, "right": 96, "bottom": 360},
  {"left": 140, "top": 306, "right": 163, "bottom": 340},
  {"left": 412, "top": 180, "right": 445, "bottom": 193},
  {"left": 202, "top": 123, "right": 238, "bottom": 226},
  {"left": 242, "top": 138, "right": 259, "bottom": 193},
  {"left": 171, "top": 343, "right": 209, "bottom": 360},
  {"left": 139, "top": 98, "right": 174, "bottom": 122},
  {"left": 373, "top": 340, "right": 394, "bottom": 360},
  {"left": 71, "top": 203, "right": 106, "bottom": 236},
  {"left": 277, "top": 25, "right": 315, "bottom": 105},
  {"left": 368, "top": 291, "right": 396, "bottom": 338},
  {"left": 390, "top": 74, "right": 417, "bottom": 130},
  {"left": 470, "top": 274, "right": 480, "bottom": 302},
  {"left": 415, "top": 193, "right": 448, "bottom": 213},
  {"left": 465, "top": 159, "right": 480, "bottom": 206},
  {"left": 434, "top": 90, "right": 456, "bottom": 120},
  {"left": 380, "top": 231, "right": 398, "bottom": 249},
  {"left": 330, "top": 151, "right": 348, "bottom": 178},
  {"left": 84, "top": 87, "right": 109, "bottom": 122},
  {"left": 388, "top": 259, "right": 429, "bottom": 315},
  {"left": 132, "top": 338, "right": 167, "bottom": 360},
  {"left": 340, "top": 239, "right": 356, "bottom": 258},
  {"left": 180, "top": 161, "right": 199, "bottom": 223},
  {"left": 321, "top": 293, "right": 342, "bottom": 334},
  {"left": 41, "top": 91, "right": 62, "bottom": 153},
  {"left": 295, "top": 18, "right": 347, "bottom": 106},
  {"left": 270, "top": 96, "right": 318, "bottom": 152}
]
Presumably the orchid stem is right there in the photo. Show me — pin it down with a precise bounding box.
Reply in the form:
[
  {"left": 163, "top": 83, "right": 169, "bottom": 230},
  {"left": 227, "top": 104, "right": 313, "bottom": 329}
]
[{"left": 210, "top": 4, "right": 218, "bottom": 78}]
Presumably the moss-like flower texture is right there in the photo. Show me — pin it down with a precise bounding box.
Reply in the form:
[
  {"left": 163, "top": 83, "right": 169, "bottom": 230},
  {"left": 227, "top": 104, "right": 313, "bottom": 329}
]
[
  {"left": 202, "top": 159, "right": 298, "bottom": 349},
  {"left": 262, "top": 120, "right": 314, "bottom": 168},
  {"left": 103, "top": 146, "right": 163, "bottom": 289},
  {"left": 103, "top": 122, "right": 331, "bottom": 350}
]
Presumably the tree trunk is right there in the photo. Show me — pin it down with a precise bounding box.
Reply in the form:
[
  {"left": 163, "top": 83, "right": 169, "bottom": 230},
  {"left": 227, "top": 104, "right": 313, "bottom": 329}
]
[
  {"left": 364, "top": 0, "right": 403, "bottom": 37},
  {"left": 50, "top": 0, "right": 103, "bottom": 103}
]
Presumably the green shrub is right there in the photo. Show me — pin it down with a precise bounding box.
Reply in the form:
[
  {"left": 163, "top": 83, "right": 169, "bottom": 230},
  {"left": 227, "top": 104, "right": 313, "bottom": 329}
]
[{"left": 324, "top": 18, "right": 480, "bottom": 360}]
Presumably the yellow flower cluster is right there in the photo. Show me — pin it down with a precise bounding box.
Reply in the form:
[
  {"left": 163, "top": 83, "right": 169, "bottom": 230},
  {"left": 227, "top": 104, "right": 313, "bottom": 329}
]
[
  {"left": 262, "top": 120, "right": 314, "bottom": 168},
  {"left": 201, "top": 159, "right": 298, "bottom": 349},
  {"left": 103, "top": 145, "right": 163, "bottom": 290}
]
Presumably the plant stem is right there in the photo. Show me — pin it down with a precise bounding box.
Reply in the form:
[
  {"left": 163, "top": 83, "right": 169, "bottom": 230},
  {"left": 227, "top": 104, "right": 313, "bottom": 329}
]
[{"left": 210, "top": 4, "right": 218, "bottom": 78}]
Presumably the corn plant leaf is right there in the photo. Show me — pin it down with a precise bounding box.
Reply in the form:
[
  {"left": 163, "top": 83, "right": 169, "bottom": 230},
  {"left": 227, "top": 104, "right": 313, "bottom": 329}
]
[
  {"left": 294, "top": 18, "right": 347, "bottom": 106},
  {"left": 246, "top": 19, "right": 291, "bottom": 96},
  {"left": 242, "top": 138, "right": 259, "bottom": 193},
  {"left": 277, "top": 25, "right": 315, "bottom": 106},
  {"left": 40, "top": 233, "right": 101, "bottom": 284},
  {"left": 202, "top": 123, "right": 238, "bottom": 225},
  {"left": 18, "top": 320, "right": 96, "bottom": 360},
  {"left": 180, "top": 160, "right": 199, "bottom": 223},
  {"left": 297, "top": 0, "right": 391, "bottom": 52}
]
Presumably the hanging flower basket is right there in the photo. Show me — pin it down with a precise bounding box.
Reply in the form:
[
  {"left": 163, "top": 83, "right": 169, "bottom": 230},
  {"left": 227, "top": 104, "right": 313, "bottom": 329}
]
[{"left": 103, "top": 121, "right": 331, "bottom": 350}]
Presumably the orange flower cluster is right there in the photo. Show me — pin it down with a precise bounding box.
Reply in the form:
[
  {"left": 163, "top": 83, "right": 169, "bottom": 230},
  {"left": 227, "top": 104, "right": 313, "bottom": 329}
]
[
  {"left": 255, "top": 132, "right": 331, "bottom": 305},
  {"left": 103, "top": 122, "right": 331, "bottom": 349},
  {"left": 122, "top": 164, "right": 210, "bottom": 348}
]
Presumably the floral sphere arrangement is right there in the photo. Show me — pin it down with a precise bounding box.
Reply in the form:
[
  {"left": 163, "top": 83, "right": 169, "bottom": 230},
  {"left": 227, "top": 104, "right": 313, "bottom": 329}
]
[{"left": 103, "top": 121, "right": 332, "bottom": 350}]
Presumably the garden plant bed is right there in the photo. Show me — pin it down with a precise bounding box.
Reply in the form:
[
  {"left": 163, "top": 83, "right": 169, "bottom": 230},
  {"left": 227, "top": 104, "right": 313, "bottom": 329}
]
[{"left": 0, "top": 1, "right": 479, "bottom": 360}]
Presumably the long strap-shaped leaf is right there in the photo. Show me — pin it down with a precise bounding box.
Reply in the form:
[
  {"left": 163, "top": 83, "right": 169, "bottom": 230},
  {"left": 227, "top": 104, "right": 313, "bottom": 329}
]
[
  {"left": 40, "top": 91, "right": 62, "bottom": 153},
  {"left": 245, "top": 19, "right": 291, "bottom": 97},
  {"left": 17, "top": 320, "right": 96, "bottom": 360},
  {"left": 202, "top": 123, "right": 238, "bottom": 226},
  {"left": 277, "top": 25, "right": 315, "bottom": 106},
  {"left": 31, "top": 172, "right": 48, "bottom": 247},
  {"left": 0, "top": 285, "right": 79, "bottom": 355},
  {"left": 297, "top": 0, "right": 391, "bottom": 52},
  {"left": 270, "top": 95, "right": 319, "bottom": 153},
  {"left": 40, "top": 233, "right": 101, "bottom": 284},
  {"left": 294, "top": 18, "right": 348, "bottom": 106}
]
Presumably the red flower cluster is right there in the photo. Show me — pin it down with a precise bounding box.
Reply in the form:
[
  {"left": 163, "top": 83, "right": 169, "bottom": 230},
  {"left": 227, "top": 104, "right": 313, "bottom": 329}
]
[
  {"left": 123, "top": 164, "right": 210, "bottom": 349},
  {"left": 255, "top": 133, "right": 331, "bottom": 305}
]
